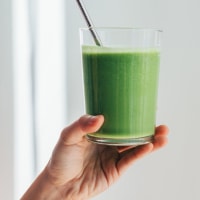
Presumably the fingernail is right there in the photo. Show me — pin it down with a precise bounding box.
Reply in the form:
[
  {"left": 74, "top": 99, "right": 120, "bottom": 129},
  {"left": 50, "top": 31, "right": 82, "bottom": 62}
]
[
  {"left": 86, "top": 115, "right": 100, "bottom": 125},
  {"left": 80, "top": 115, "right": 104, "bottom": 129}
]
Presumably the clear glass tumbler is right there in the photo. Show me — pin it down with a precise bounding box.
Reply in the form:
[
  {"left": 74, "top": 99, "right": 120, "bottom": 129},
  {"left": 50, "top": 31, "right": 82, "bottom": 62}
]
[{"left": 80, "top": 27, "right": 162, "bottom": 146}]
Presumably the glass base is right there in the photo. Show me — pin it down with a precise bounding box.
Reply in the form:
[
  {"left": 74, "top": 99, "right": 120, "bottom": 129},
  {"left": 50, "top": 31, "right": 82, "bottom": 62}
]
[{"left": 85, "top": 134, "right": 153, "bottom": 146}]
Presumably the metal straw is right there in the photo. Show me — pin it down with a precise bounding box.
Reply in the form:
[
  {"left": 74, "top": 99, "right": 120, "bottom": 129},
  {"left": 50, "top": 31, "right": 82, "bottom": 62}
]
[{"left": 76, "top": 0, "right": 102, "bottom": 46}]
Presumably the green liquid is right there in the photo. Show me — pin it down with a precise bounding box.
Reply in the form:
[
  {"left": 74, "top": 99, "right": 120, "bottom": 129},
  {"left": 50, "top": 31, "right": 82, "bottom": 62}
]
[{"left": 82, "top": 45, "right": 160, "bottom": 139}]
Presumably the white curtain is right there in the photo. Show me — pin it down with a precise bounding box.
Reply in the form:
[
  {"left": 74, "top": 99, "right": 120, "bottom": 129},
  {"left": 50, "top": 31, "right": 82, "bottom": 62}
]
[
  {"left": 0, "top": 0, "right": 14, "bottom": 199},
  {"left": 13, "top": 0, "right": 66, "bottom": 198}
]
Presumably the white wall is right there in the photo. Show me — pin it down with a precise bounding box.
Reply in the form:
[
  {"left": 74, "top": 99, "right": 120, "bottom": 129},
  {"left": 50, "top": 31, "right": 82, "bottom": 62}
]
[
  {"left": 0, "top": 0, "right": 14, "bottom": 199},
  {"left": 66, "top": 0, "right": 200, "bottom": 199}
]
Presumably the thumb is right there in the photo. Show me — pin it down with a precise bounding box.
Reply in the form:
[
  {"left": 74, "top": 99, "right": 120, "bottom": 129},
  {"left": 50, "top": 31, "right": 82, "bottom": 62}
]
[{"left": 60, "top": 115, "right": 104, "bottom": 145}]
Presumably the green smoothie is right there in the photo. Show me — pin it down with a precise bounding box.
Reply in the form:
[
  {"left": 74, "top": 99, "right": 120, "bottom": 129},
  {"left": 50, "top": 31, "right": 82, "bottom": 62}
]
[{"left": 82, "top": 45, "right": 160, "bottom": 142}]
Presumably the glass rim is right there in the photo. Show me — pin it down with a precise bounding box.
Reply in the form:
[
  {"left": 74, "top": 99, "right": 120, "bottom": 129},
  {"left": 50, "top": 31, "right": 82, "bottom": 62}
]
[{"left": 80, "top": 27, "right": 163, "bottom": 33}]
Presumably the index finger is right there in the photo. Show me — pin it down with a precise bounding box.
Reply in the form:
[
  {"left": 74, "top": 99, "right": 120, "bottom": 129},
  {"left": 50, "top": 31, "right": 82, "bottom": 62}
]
[{"left": 152, "top": 125, "right": 169, "bottom": 151}]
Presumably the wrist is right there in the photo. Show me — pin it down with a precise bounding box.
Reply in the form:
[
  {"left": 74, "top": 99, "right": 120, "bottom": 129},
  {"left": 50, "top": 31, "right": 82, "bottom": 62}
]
[{"left": 21, "top": 168, "right": 62, "bottom": 200}]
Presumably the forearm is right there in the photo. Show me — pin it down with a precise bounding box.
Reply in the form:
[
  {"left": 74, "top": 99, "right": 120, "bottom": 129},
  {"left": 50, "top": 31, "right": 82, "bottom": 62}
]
[{"left": 21, "top": 168, "right": 62, "bottom": 200}]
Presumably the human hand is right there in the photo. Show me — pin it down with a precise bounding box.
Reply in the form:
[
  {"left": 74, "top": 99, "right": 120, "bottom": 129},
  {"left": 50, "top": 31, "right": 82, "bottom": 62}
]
[
  {"left": 21, "top": 115, "right": 168, "bottom": 200},
  {"left": 46, "top": 115, "right": 168, "bottom": 199}
]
